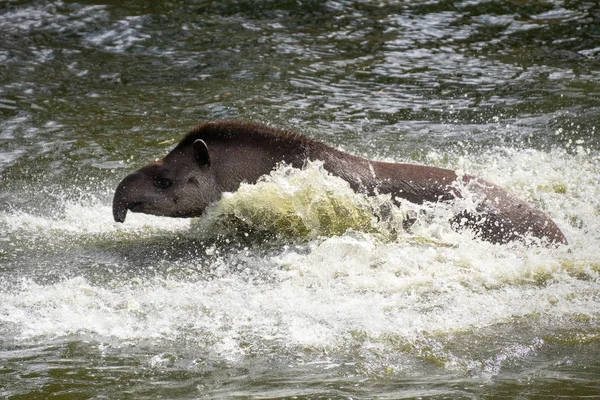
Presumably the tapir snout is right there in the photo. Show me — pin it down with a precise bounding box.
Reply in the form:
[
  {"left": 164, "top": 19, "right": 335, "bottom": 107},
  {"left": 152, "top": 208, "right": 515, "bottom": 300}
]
[{"left": 113, "top": 171, "right": 147, "bottom": 223}]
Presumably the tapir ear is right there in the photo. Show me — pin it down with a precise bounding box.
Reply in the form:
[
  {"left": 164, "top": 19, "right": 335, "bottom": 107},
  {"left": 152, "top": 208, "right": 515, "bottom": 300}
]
[{"left": 193, "top": 139, "right": 210, "bottom": 167}]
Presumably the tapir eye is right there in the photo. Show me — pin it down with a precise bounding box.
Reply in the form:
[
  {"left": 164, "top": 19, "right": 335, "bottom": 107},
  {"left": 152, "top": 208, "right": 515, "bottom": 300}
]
[{"left": 154, "top": 178, "right": 172, "bottom": 189}]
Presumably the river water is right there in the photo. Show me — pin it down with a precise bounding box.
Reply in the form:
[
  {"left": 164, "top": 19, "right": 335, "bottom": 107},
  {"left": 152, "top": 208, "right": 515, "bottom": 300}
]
[{"left": 1, "top": 0, "right": 599, "bottom": 398}]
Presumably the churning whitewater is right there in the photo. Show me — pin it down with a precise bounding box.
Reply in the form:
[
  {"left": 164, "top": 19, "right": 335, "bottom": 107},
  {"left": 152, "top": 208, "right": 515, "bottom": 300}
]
[
  {"left": 2, "top": 146, "right": 598, "bottom": 377},
  {"left": 1, "top": 0, "right": 599, "bottom": 395}
]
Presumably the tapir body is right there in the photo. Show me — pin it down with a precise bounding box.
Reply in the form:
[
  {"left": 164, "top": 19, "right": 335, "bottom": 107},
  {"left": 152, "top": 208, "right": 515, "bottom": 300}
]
[{"left": 113, "top": 121, "right": 567, "bottom": 245}]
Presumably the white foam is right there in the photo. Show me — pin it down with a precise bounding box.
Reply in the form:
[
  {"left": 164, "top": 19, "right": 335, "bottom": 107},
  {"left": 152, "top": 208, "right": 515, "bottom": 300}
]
[
  {"left": 1, "top": 146, "right": 598, "bottom": 374},
  {"left": 1, "top": 198, "right": 190, "bottom": 238}
]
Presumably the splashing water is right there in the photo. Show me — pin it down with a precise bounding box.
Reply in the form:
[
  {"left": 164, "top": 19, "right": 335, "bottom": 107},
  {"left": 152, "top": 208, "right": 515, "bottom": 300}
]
[
  {"left": 1, "top": 0, "right": 599, "bottom": 395},
  {"left": 2, "top": 148, "right": 598, "bottom": 366}
]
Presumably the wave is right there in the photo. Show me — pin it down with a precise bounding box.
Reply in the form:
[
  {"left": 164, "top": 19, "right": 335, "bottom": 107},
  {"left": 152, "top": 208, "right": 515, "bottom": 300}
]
[{"left": 1, "top": 146, "right": 598, "bottom": 377}]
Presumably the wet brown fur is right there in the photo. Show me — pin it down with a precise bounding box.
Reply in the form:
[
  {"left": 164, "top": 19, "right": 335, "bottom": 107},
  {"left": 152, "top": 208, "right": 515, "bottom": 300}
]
[{"left": 113, "top": 120, "right": 568, "bottom": 245}]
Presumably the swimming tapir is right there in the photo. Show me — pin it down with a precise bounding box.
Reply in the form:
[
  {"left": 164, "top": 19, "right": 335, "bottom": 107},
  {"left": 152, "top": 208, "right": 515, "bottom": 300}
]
[{"left": 113, "top": 120, "right": 567, "bottom": 245}]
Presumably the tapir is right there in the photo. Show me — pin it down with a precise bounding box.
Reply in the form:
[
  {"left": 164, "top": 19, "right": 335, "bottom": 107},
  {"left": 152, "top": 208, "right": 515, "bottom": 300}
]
[{"left": 113, "top": 120, "right": 567, "bottom": 245}]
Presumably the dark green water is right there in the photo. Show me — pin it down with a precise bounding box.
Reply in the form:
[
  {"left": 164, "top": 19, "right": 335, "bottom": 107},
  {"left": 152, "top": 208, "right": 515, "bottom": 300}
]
[{"left": 1, "top": 0, "right": 599, "bottom": 398}]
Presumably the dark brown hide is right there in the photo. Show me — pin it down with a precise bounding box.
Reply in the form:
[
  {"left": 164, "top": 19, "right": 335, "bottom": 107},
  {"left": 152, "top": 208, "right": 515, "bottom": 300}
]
[{"left": 113, "top": 121, "right": 567, "bottom": 245}]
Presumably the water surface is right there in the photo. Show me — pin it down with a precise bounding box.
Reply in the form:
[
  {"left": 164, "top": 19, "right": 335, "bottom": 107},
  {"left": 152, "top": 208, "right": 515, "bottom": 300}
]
[{"left": 1, "top": 0, "right": 599, "bottom": 398}]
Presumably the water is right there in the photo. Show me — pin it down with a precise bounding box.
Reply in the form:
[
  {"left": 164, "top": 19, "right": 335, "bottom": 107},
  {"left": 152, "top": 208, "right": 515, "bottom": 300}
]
[{"left": 1, "top": 0, "right": 599, "bottom": 398}]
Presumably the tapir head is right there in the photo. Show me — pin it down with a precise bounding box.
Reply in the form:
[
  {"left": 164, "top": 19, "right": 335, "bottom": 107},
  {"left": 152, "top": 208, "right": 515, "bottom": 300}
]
[{"left": 113, "top": 139, "right": 220, "bottom": 222}]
